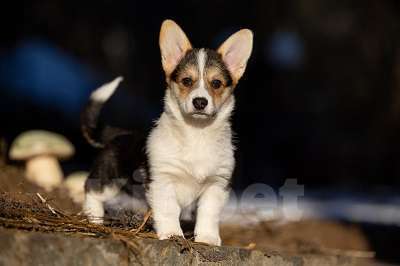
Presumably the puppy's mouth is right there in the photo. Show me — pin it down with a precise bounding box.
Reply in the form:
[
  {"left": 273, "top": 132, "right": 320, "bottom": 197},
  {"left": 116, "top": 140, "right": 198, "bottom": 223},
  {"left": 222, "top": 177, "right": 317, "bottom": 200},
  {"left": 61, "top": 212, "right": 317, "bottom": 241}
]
[{"left": 189, "top": 111, "right": 213, "bottom": 119}]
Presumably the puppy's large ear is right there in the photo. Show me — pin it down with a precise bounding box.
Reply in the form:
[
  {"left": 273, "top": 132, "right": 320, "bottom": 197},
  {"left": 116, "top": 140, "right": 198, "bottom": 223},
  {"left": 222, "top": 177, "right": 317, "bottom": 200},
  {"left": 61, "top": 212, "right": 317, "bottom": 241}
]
[
  {"left": 159, "top": 20, "right": 192, "bottom": 76},
  {"left": 217, "top": 29, "right": 253, "bottom": 83}
]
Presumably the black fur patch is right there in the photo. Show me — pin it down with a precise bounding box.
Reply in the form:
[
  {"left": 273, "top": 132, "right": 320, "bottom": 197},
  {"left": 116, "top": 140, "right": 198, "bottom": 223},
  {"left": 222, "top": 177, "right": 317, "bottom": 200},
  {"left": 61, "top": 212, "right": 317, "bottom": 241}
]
[
  {"left": 204, "top": 49, "right": 233, "bottom": 87},
  {"left": 81, "top": 83, "right": 150, "bottom": 196},
  {"left": 170, "top": 49, "right": 199, "bottom": 82},
  {"left": 85, "top": 130, "right": 150, "bottom": 193},
  {"left": 170, "top": 48, "right": 233, "bottom": 86}
]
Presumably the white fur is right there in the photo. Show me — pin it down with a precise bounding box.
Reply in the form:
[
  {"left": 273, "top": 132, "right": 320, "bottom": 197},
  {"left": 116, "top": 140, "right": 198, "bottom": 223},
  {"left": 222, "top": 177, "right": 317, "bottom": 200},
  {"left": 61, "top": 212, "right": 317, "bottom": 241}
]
[
  {"left": 83, "top": 186, "right": 120, "bottom": 224},
  {"left": 147, "top": 87, "right": 235, "bottom": 246},
  {"left": 185, "top": 49, "right": 215, "bottom": 116},
  {"left": 91, "top": 76, "right": 123, "bottom": 102},
  {"left": 83, "top": 58, "right": 236, "bottom": 246},
  {"left": 84, "top": 21, "right": 251, "bottom": 247}
]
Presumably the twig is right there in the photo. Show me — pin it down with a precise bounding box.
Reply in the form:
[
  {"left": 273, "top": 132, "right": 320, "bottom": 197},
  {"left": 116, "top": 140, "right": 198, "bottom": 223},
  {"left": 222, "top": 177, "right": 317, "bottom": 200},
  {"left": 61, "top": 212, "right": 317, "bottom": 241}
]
[
  {"left": 130, "top": 210, "right": 152, "bottom": 234},
  {"left": 36, "top": 193, "right": 57, "bottom": 215}
]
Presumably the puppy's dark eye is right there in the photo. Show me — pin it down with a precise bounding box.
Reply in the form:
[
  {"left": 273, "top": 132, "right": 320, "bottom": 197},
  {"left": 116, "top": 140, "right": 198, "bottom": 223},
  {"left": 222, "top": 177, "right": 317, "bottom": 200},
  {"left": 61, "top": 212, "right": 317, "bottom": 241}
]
[
  {"left": 211, "top": 79, "right": 222, "bottom": 89},
  {"left": 181, "top": 77, "right": 193, "bottom": 87}
]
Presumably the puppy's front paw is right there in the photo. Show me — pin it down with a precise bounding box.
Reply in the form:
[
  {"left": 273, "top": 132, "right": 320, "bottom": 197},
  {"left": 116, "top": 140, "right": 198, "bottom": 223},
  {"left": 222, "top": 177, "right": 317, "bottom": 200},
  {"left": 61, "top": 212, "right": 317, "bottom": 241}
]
[
  {"left": 195, "top": 233, "right": 221, "bottom": 246},
  {"left": 158, "top": 228, "right": 184, "bottom": 240}
]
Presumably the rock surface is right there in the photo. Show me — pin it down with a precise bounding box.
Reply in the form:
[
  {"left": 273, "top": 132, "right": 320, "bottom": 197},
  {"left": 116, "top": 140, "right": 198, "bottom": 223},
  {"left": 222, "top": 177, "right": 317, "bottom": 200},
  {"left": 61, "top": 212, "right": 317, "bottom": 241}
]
[{"left": 0, "top": 229, "right": 355, "bottom": 266}]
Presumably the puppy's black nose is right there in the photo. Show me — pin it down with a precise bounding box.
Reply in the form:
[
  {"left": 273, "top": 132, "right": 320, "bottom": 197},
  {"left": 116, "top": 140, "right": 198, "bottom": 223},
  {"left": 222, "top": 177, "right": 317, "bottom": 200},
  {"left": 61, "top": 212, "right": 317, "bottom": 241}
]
[{"left": 192, "top": 97, "right": 208, "bottom": 110}]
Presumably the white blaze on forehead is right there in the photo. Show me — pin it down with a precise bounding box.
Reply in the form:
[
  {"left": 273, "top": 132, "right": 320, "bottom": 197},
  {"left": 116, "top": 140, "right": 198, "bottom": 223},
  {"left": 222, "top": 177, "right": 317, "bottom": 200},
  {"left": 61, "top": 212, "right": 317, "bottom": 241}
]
[
  {"left": 197, "top": 48, "right": 206, "bottom": 82},
  {"left": 191, "top": 49, "right": 210, "bottom": 98}
]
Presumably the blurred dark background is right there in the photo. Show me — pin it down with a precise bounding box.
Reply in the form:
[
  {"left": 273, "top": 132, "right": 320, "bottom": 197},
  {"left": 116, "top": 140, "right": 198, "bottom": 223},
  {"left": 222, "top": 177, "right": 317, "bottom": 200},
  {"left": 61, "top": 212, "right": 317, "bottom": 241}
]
[
  {"left": 2, "top": 1, "right": 400, "bottom": 263},
  {"left": 1, "top": 0, "right": 400, "bottom": 192}
]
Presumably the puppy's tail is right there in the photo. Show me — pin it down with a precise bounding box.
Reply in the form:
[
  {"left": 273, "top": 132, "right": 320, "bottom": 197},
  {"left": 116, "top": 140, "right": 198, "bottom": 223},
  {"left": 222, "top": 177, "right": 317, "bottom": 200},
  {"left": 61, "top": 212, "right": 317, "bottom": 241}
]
[{"left": 81, "top": 77, "right": 123, "bottom": 148}]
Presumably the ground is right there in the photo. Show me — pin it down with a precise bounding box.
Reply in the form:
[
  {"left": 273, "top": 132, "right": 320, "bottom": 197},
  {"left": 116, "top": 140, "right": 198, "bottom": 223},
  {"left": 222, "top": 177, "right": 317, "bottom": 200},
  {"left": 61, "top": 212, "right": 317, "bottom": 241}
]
[{"left": 0, "top": 159, "right": 376, "bottom": 265}]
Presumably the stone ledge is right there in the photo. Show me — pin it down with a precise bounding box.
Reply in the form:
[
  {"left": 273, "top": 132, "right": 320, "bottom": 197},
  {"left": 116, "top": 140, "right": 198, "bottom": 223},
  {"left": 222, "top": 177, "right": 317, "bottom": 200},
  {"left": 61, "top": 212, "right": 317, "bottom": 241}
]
[{"left": 0, "top": 229, "right": 355, "bottom": 266}]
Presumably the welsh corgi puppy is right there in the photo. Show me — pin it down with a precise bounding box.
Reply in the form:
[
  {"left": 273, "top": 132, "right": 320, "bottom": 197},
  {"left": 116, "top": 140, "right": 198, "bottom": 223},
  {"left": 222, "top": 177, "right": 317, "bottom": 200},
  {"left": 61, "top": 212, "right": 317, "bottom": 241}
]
[{"left": 82, "top": 19, "right": 253, "bottom": 246}]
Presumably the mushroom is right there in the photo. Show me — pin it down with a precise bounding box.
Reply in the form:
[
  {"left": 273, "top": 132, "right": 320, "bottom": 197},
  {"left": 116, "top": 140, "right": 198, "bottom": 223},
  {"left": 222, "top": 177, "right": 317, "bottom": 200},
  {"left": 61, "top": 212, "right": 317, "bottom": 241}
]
[
  {"left": 9, "top": 130, "right": 75, "bottom": 191},
  {"left": 64, "top": 171, "right": 88, "bottom": 204}
]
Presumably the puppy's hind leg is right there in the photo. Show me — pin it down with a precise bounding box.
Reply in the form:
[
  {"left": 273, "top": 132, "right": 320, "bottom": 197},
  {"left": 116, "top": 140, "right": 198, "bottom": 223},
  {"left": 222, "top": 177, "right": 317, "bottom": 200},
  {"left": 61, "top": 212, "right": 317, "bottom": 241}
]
[
  {"left": 83, "top": 179, "right": 120, "bottom": 224},
  {"left": 83, "top": 145, "right": 128, "bottom": 224},
  {"left": 83, "top": 185, "right": 120, "bottom": 224}
]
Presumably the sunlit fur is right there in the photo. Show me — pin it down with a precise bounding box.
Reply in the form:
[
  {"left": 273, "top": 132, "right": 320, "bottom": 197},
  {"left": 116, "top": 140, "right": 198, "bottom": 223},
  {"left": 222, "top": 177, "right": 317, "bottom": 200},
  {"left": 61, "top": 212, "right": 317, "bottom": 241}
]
[
  {"left": 83, "top": 20, "right": 252, "bottom": 247},
  {"left": 147, "top": 20, "right": 252, "bottom": 246},
  {"left": 146, "top": 87, "right": 235, "bottom": 245}
]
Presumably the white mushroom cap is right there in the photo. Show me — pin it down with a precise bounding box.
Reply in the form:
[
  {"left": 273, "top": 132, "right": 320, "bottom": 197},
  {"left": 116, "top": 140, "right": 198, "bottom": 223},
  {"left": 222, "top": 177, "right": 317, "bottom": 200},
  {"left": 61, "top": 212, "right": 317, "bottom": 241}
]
[{"left": 9, "top": 130, "right": 75, "bottom": 160}]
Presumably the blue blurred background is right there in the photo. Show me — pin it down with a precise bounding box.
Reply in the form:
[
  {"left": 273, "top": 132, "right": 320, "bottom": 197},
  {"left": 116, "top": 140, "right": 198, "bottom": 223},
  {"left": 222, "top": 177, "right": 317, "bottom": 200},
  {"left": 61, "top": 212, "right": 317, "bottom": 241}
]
[{"left": 1, "top": 0, "right": 400, "bottom": 262}]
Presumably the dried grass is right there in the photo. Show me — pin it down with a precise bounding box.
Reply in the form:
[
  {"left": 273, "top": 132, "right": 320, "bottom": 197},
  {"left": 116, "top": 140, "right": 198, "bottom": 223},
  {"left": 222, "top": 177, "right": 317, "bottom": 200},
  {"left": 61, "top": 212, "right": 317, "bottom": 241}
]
[{"left": 0, "top": 192, "right": 156, "bottom": 241}]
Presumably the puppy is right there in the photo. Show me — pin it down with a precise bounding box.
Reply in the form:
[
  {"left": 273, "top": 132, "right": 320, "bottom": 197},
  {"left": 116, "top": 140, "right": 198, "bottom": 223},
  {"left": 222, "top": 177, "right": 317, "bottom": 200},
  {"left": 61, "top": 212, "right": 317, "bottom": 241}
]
[{"left": 82, "top": 20, "right": 253, "bottom": 246}]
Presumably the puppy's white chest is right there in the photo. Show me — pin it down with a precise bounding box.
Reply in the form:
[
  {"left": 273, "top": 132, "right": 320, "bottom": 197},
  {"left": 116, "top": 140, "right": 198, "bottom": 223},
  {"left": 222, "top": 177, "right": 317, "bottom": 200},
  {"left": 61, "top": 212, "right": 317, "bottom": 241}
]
[
  {"left": 180, "top": 138, "right": 219, "bottom": 180},
  {"left": 148, "top": 114, "right": 234, "bottom": 184}
]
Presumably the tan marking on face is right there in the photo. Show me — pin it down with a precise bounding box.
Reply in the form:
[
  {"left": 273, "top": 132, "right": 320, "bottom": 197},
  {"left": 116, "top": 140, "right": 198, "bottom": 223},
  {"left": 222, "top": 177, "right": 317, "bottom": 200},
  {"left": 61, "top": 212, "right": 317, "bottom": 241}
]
[
  {"left": 204, "top": 66, "right": 232, "bottom": 109},
  {"left": 172, "top": 64, "right": 199, "bottom": 100}
]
